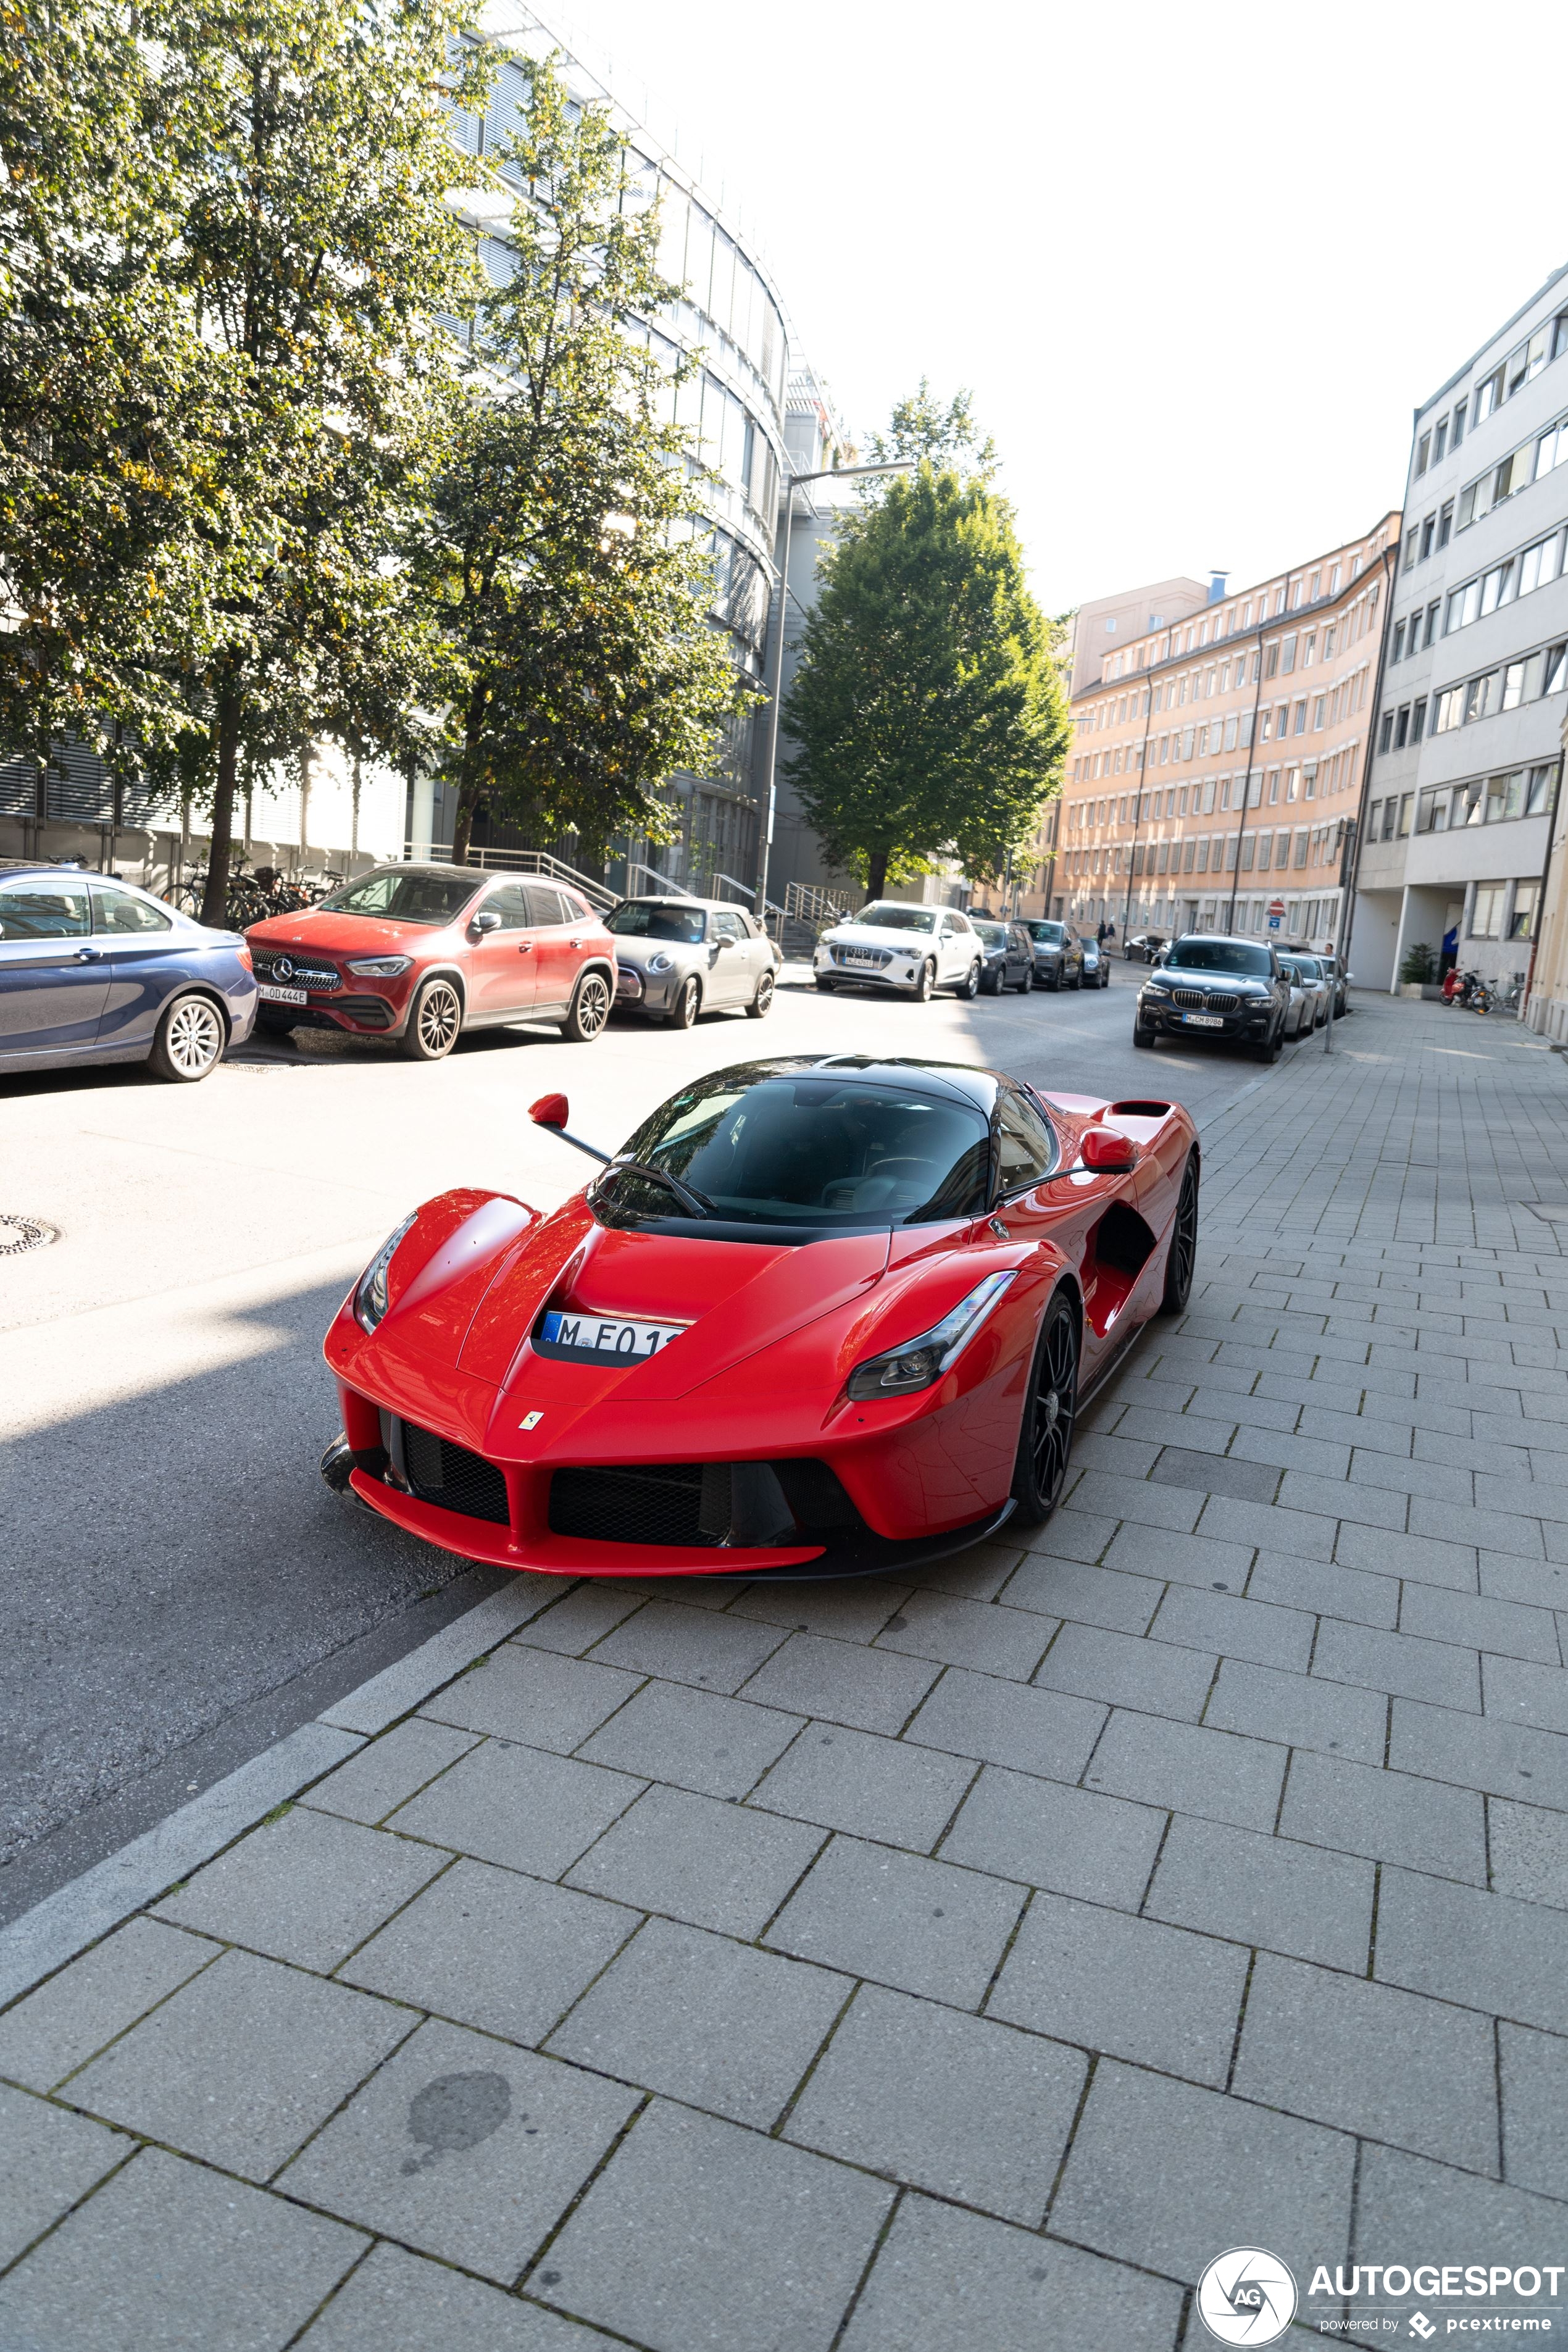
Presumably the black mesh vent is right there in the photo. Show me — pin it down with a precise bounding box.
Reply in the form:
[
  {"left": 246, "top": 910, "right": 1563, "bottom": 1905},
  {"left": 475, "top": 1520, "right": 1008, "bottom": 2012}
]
[
  {"left": 548, "top": 1458, "right": 864, "bottom": 1551},
  {"left": 401, "top": 1421, "right": 511, "bottom": 1526}
]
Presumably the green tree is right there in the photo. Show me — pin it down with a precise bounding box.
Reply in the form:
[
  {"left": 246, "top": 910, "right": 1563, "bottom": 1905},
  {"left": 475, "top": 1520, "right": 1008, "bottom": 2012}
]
[
  {"left": 782, "top": 456, "right": 1068, "bottom": 902},
  {"left": 1, "top": 0, "right": 483, "bottom": 924},
  {"left": 409, "top": 56, "right": 741, "bottom": 869}
]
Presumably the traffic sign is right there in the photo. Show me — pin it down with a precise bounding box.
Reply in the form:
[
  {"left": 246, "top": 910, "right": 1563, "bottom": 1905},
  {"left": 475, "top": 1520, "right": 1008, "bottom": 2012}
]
[
  {"left": 1268, "top": 915, "right": 1281, "bottom": 930},
  {"left": 1267, "top": 898, "right": 1285, "bottom": 918}
]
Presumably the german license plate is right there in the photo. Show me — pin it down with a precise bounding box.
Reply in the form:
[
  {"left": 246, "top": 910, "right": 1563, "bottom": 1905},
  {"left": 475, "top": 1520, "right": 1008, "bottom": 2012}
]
[
  {"left": 259, "top": 983, "right": 307, "bottom": 1006},
  {"left": 538, "top": 1310, "right": 686, "bottom": 1362},
  {"left": 1183, "top": 1012, "right": 1224, "bottom": 1027},
  {"left": 843, "top": 951, "right": 880, "bottom": 966}
]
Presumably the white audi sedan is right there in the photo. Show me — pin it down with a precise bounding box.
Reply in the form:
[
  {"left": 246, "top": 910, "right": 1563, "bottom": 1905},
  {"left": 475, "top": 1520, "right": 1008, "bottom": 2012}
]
[{"left": 814, "top": 902, "right": 984, "bottom": 1001}]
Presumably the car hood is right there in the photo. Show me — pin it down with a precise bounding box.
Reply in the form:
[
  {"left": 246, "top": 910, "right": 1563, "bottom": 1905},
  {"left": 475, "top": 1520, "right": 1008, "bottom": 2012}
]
[
  {"left": 246, "top": 910, "right": 456, "bottom": 956},
  {"left": 824, "top": 922, "right": 937, "bottom": 951}
]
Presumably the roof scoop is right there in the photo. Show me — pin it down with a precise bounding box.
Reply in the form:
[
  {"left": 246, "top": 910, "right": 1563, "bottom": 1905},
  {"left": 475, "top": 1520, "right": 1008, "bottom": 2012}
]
[{"left": 529, "top": 1095, "right": 611, "bottom": 1165}]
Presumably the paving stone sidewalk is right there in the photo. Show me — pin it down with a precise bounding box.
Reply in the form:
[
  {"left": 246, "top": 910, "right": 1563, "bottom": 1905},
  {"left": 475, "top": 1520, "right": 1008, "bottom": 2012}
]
[{"left": 5, "top": 995, "right": 1568, "bottom": 2352}]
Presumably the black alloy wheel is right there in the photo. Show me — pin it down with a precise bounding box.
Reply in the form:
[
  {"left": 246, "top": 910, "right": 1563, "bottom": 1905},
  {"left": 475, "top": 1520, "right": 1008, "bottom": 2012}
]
[
  {"left": 402, "top": 976, "right": 462, "bottom": 1061},
  {"left": 562, "top": 969, "right": 611, "bottom": 1042},
  {"left": 1159, "top": 1151, "right": 1199, "bottom": 1316},
  {"left": 747, "top": 970, "right": 775, "bottom": 1018},
  {"left": 982, "top": 965, "right": 1003, "bottom": 995},
  {"left": 667, "top": 975, "right": 701, "bottom": 1028},
  {"left": 1011, "top": 1295, "right": 1079, "bottom": 1527}
]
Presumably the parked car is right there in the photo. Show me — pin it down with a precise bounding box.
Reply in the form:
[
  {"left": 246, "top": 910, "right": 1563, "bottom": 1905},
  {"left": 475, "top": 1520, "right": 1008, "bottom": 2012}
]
[
  {"left": 814, "top": 903, "right": 983, "bottom": 1000},
  {"left": 1078, "top": 938, "right": 1111, "bottom": 990},
  {"left": 1133, "top": 934, "right": 1293, "bottom": 1061},
  {"left": 246, "top": 864, "right": 617, "bottom": 1059},
  {"left": 1278, "top": 952, "right": 1328, "bottom": 1033},
  {"left": 969, "top": 917, "right": 1035, "bottom": 995},
  {"left": 0, "top": 864, "right": 256, "bottom": 1082},
  {"left": 608, "top": 898, "right": 778, "bottom": 1027},
  {"left": 1019, "top": 919, "right": 1085, "bottom": 990},
  {"left": 1124, "top": 932, "right": 1168, "bottom": 963}
]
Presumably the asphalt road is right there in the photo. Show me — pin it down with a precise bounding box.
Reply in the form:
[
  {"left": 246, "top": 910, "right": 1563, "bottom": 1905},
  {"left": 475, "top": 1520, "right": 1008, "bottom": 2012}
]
[{"left": 0, "top": 955, "right": 1298, "bottom": 1921}]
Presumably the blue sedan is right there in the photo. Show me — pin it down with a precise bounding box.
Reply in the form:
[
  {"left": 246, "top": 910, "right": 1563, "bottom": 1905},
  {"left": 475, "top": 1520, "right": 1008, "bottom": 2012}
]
[{"left": 0, "top": 865, "right": 257, "bottom": 1081}]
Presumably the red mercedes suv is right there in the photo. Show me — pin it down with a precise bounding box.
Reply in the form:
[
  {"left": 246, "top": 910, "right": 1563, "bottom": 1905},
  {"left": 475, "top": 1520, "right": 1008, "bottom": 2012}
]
[{"left": 246, "top": 864, "right": 617, "bottom": 1058}]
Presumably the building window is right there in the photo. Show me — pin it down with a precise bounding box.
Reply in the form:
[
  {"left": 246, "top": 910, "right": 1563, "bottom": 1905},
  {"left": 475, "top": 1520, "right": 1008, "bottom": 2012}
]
[
  {"left": 1378, "top": 710, "right": 1395, "bottom": 754},
  {"left": 1411, "top": 697, "right": 1427, "bottom": 741},
  {"left": 1420, "top": 515, "right": 1436, "bottom": 562},
  {"left": 1416, "top": 432, "right": 1432, "bottom": 477},
  {"left": 1434, "top": 419, "right": 1449, "bottom": 463},
  {"left": 1510, "top": 882, "right": 1540, "bottom": 940},
  {"left": 1393, "top": 620, "right": 1406, "bottom": 663},
  {"left": 1470, "top": 885, "right": 1504, "bottom": 939},
  {"left": 1438, "top": 500, "right": 1454, "bottom": 549},
  {"left": 1453, "top": 398, "right": 1467, "bottom": 447},
  {"left": 1395, "top": 706, "right": 1411, "bottom": 750}
]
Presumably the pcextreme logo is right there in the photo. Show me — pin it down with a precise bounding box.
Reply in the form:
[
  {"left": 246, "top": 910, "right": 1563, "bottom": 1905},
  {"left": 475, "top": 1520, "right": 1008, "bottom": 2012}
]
[{"left": 1196, "top": 2248, "right": 1298, "bottom": 2345}]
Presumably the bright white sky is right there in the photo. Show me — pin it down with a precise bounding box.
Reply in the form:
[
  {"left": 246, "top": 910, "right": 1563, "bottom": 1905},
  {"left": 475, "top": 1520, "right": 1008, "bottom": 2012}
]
[{"left": 544, "top": 0, "right": 1567, "bottom": 617}]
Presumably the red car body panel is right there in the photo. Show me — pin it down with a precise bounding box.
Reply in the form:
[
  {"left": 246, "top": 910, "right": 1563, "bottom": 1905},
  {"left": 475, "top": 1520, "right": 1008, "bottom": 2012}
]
[{"left": 324, "top": 1065, "right": 1198, "bottom": 1578}]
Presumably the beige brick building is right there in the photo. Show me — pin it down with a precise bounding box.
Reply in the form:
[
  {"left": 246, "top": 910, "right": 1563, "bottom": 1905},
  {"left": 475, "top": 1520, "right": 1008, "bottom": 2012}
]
[{"left": 1025, "top": 516, "right": 1400, "bottom": 949}]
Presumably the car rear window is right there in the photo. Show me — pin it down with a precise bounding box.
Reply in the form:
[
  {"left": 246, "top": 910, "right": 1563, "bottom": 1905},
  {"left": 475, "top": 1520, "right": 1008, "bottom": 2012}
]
[
  {"left": 1167, "top": 938, "right": 1273, "bottom": 976},
  {"left": 609, "top": 902, "right": 706, "bottom": 943},
  {"left": 856, "top": 904, "right": 937, "bottom": 933}
]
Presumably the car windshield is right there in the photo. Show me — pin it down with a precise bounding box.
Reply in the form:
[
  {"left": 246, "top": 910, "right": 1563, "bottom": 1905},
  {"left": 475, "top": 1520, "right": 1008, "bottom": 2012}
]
[
  {"left": 854, "top": 904, "right": 936, "bottom": 933},
  {"left": 609, "top": 902, "right": 706, "bottom": 944},
  {"left": 1167, "top": 938, "right": 1273, "bottom": 976},
  {"left": 314, "top": 869, "right": 482, "bottom": 926},
  {"left": 604, "top": 1065, "right": 991, "bottom": 1233},
  {"left": 972, "top": 920, "right": 1008, "bottom": 946},
  {"left": 1022, "top": 922, "right": 1065, "bottom": 944},
  {"left": 1292, "top": 957, "right": 1323, "bottom": 977}
]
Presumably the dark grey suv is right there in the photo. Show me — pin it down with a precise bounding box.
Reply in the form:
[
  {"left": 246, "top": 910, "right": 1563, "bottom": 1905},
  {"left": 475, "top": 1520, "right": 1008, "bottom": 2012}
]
[
  {"left": 1020, "top": 919, "right": 1085, "bottom": 991},
  {"left": 1134, "top": 934, "right": 1293, "bottom": 1062}
]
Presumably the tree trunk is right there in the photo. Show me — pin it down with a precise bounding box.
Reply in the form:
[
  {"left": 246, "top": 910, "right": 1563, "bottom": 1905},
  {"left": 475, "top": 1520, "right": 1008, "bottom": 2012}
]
[
  {"left": 451, "top": 782, "right": 478, "bottom": 867},
  {"left": 865, "top": 850, "right": 888, "bottom": 901},
  {"left": 202, "top": 678, "right": 241, "bottom": 929}
]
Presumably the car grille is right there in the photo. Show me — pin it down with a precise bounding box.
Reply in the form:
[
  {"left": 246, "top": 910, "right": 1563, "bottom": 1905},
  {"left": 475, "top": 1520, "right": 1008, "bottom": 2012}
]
[
  {"left": 1171, "top": 988, "right": 1239, "bottom": 1012},
  {"left": 832, "top": 946, "right": 891, "bottom": 968},
  {"left": 330, "top": 995, "right": 395, "bottom": 1028},
  {"left": 548, "top": 1458, "right": 863, "bottom": 1550},
  {"left": 399, "top": 1420, "right": 511, "bottom": 1526},
  {"left": 252, "top": 951, "right": 341, "bottom": 992}
]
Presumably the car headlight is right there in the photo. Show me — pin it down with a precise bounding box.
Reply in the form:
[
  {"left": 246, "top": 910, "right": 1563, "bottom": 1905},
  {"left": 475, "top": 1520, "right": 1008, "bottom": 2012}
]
[
  {"left": 346, "top": 956, "right": 412, "bottom": 977},
  {"left": 846, "top": 1271, "right": 1015, "bottom": 1401},
  {"left": 354, "top": 1212, "right": 418, "bottom": 1333},
  {"left": 648, "top": 953, "right": 673, "bottom": 975}
]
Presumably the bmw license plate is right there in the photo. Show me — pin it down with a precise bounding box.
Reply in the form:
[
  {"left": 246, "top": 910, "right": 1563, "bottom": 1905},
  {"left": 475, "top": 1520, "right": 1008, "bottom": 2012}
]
[
  {"left": 538, "top": 1310, "right": 686, "bottom": 1362},
  {"left": 259, "top": 984, "right": 308, "bottom": 1005},
  {"left": 1183, "top": 1012, "right": 1224, "bottom": 1027}
]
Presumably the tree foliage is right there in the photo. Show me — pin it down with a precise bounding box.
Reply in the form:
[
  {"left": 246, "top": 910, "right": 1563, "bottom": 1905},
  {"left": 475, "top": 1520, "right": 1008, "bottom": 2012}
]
[
  {"left": 410, "top": 57, "right": 741, "bottom": 868},
  {"left": 782, "top": 449, "right": 1068, "bottom": 901}
]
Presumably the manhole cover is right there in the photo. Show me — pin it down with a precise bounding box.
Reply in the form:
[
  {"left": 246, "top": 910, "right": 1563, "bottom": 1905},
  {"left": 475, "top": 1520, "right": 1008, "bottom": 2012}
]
[{"left": 0, "top": 1215, "right": 59, "bottom": 1255}]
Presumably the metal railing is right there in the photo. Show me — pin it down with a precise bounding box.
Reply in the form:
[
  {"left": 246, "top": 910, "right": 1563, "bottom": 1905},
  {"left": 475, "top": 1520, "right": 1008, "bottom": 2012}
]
[
  {"left": 404, "top": 842, "right": 618, "bottom": 911},
  {"left": 623, "top": 861, "right": 701, "bottom": 900},
  {"left": 783, "top": 880, "right": 856, "bottom": 925},
  {"left": 712, "top": 870, "right": 782, "bottom": 918}
]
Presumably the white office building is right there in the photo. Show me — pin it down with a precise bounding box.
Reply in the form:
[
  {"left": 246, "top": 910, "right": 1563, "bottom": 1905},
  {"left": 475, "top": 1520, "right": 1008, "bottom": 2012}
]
[{"left": 1353, "top": 265, "right": 1568, "bottom": 993}]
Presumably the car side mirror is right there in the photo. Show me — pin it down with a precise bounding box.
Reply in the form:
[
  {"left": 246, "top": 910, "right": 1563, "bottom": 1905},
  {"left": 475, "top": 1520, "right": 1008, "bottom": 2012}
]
[
  {"left": 714, "top": 934, "right": 733, "bottom": 949},
  {"left": 529, "top": 1093, "right": 569, "bottom": 1129},
  {"left": 472, "top": 909, "right": 501, "bottom": 934},
  {"left": 1080, "top": 1125, "right": 1138, "bottom": 1173}
]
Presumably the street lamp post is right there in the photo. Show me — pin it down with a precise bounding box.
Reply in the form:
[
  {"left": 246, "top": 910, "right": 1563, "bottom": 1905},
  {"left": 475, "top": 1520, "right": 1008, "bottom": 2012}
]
[{"left": 753, "top": 460, "right": 914, "bottom": 926}]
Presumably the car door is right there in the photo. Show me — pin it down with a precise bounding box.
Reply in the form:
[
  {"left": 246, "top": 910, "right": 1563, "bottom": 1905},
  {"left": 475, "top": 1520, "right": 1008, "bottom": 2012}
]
[
  {"left": 525, "top": 883, "right": 585, "bottom": 1014},
  {"left": 709, "top": 909, "right": 748, "bottom": 1004},
  {"left": 91, "top": 883, "right": 188, "bottom": 1050},
  {"left": 1008, "top": 925, "right": 1031, "bottom": 986},
  {"left": 0, "top": 874, "right": 107, "bottom": 1056},
  {"left": 465, "top": 883, "right": 538, "bottom": 1020}
]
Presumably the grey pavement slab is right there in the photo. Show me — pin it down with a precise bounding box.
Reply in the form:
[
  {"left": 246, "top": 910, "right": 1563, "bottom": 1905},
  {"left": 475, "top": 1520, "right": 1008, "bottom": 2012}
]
[
  {"left": 305, "top": 1719, "right": 479, "bottom": 1825},
  {"left": 420, "top": 1646, "right": 641, "bottom": 1752},
  {"left": 1488, "top": 1796, "right": 1568, "bottom": 1909},
  {"left": 904, "top": 1665, "right": 1105, "bottom": 1779},
  {"left": 68, "top": 1946, "right": 410, "bottom": 2181},
  {"left": 1349, "top": 2143, "right": 1568, "bottom": 2328},
  {"left": 0, "top": 2082, "right": 131, "bottom": 2270},
  {"left": 1150, "top": 1443, "right": 1283, "bottom": 1503},
  {"left": 1066, "top": 1469, "right": 1205, "bottom": 1532},
  {"left": 297, "top": 2240, "right": 617, "bottom": 2351},
  {"left": 1232, "top": 1953, "right": 1498, "bottom": 2172},
  {"left": 1484, "top": 1652, "right": 1568, "bottom": 1733},
  {"left": 1032, "top": 1622, "right": 1216, "bottom": 1721},
  {"left": 511, "top": 1583, "right": 644, "bottom": 1657},
  {"left": 339, "top": 1860, "right": 638, "bottom": 2047},
  {"left": 1375, "top": 1864, "right": 1568, "bottom": 2032},
  {"left": 1388, "top": 1696, "right": 1568, "bottom": 1809},
  {"left": 735, "top": 1631, "right": 938, "bottom": 1733},
  {"left": 388, "top": 1741, "right": 644, "bottom": 1880},
  {"left": 1104, "top": 1517, "right": 1263, "bottom": 1582},
  {"left": 532, "top": 2098, "right": 893, "bottom": 2352},
  {"left": 1085, "top": 1708, "right": 1287, "bottom": 1830},
  {"left": 1205, "top": 1657, "right": 1388, "bottom": 1764},
  {"left": 0, "top": 2146, "right": 367, "bottom": 2352},
  {"left": 154, "top": 1804, "right": 449, "bottom": 1972},
  {"left": 1012, "top": 1506, "right": 1120, "bottom": 1569},
  {"left": 986, "top": 1888, "right": 1247, "bottom": 2087},
  {"left": 564, "top": 1783, "right": 824, "bottom": 1937},
  {"left": 937, "top": 1764, "right": 1166, "bottom": 1910},
  {"left": 585, "top": 1599, "right": 787, "bottom": 1693},
  {"left": 838, "top": 2193, "right": 1185, "bottom": 2352},
  {"left": 1248, "top": 1551, "right": 1400, "bottom": 1628},
  {"left": 1498, "top": 2022, "right": 1568, "bottom": 2199},
  {"left": 1400, "top": 1583, "right": 1561, "bottom": 1664},
  {"left": 874, "top": 1587, "right": 1056, "bottom": 1678},
  {"left": 0, "top": 1916, "right": 219, "bottom": 2093},
  {"left": 785, "top": 1983, "right": 1085, "bottom": 2224},
  {"left": 906, "top": 1540, "right": 1028, "bottom": 1601},
  {"left": 1487, "top": 1554, "right": 1568, "bottom": 1608},
  {"left": 1146, "top": 1814, "right": 1375, "bottom": 1972},
  {"left": 765, "top": 1834, "right": 1025, "bottom": 2008},
  {"left": 319, "top": 1577, "right": 564, "bottom": 1738},
  {"left": 727, "top": 1577, "right": 912, "bottom": 1641},
  {"left": 1278, "top": 1750, "right": 1487, "bottom": 1883},
  {"left": 1051, "top": 2059, "right": 1354, "bottom": 2289},
  {"left": 281, "top": 2017, "right": 638, "bottom": 2285},
  {"left": 546, "top": 1916, "right": 848, "bottom": 2127},
  {"left": 1150, "top": 1584, "right": 1315, "bottom": 1671},
  {"left": 998, "top": 1553, "right": 1161, "bottom": 1632},
  {"left": 575, "top": 1679, "right": 803, "bottom": 1799},
  {"left": 747, "top": 1721, "right": 975, "bottom": 1850},
  {"left": 1312, "top": 1619, "right": 1481, "bottom": 1711}
]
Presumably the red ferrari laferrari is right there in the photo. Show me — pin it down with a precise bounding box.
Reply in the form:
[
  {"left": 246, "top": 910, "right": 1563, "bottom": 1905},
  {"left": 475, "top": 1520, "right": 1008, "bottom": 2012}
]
[{"left": 322, "top": 1056, "right": 1199, "bottom": 1578}]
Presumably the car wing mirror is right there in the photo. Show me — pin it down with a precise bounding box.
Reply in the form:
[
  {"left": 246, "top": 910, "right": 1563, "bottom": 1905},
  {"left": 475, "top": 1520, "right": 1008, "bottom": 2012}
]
[
  {"left": 1080, "top": 1125, "right": 1138, "bottom": 1173},
  {"left": 530, "top": 1093, "right": 569, "bottom": 1129},
  {"left": 472, "top": 909, "right": 502, "bottom": 934}
]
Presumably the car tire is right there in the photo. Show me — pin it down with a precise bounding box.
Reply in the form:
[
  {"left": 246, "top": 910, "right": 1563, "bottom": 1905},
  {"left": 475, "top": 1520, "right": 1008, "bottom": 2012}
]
[
  {"left": 912, "top": 959, "right": 935, "bottom": 1003},
  {"left": 148, "top": 991, "right": 227, "bottom": 1082},
  {"left": 1133, "top": 1021, "right": 1153, "bottom": 1048},
  {"left": 1013, "top": 969, "right": 1032, "bottom": 993},
  {"left": 746, "top": 970, "right": 775, "bottom": 1019},
  {"left": 256, "top": 1009, "right": 298, "bottom": 1037},
  {"left": 955, "top": 961, "right": 982, "bottom": 1000},
  {"left": 1256, "top": 1022, "right": 1282, "bottom": 1064},
  {"left": 1046, "top": 970, "right": 1061, "bottom": 991},
  {"left": 814, "top": 974, "right": 836, "bottom": 991},
  {"left": 666, "top": 975, "right": 701, "bottom": 1028},
  {"left": 1069, "top": 967, "right": 1082, "bottom": 990},
  {"left": 1159, "top": 1151, "right": 1199, "bottom": 1315},
  {"left": 401, "top": 975, "right": 462, "bottom": 1061},
  {"left": 1010, "top": 1293, "right": 1078, "bottom": 1528},
  {"left": 561, "top": 969, "right": 611, "bottom": 1043},
  {"left": 980, "top": 967, "right": 1002, "bottom": 995}
]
